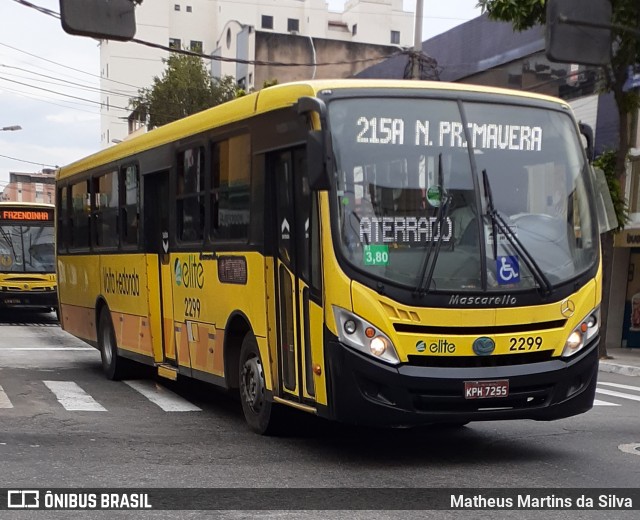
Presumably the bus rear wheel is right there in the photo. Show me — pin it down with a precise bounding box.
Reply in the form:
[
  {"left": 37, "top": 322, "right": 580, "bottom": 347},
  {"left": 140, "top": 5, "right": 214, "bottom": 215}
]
[
  {"left": 98, "top": 308, "right": 129, "bottom": 380},
  {"left": 239, "top": 333, "right": 281, "bottom": 435}
]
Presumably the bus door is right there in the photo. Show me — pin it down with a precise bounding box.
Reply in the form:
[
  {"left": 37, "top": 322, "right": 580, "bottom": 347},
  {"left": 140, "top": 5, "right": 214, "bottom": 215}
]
[
  {"left": 271, "top": 147, "right": 322, "bottom": 405},
  {"left": 144, "top": 171, "right": 178, "bottom": 366}
]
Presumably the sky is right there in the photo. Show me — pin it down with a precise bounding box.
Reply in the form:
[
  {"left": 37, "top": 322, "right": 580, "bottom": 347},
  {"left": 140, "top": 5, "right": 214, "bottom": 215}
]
[{"left": 0, "top": 0, "right": 482, "bottom": 189}]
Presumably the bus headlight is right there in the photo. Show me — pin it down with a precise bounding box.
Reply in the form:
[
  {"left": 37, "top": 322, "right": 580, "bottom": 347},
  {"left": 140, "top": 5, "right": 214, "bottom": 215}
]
[
  {"left": 333, "top": 306, "right": 400, "bottom": 365},
  {"left": 562, "top": 308, "right": 599, "bottom": 358}
]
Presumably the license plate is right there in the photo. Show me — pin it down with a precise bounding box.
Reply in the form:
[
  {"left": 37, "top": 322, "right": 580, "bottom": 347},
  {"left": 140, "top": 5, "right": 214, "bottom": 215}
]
[
  {"left": 464, "top": 380, "right": 509, "bottom": 399},
  {"left": 3, "top": 299, "right": 21, "bottom": 304}
]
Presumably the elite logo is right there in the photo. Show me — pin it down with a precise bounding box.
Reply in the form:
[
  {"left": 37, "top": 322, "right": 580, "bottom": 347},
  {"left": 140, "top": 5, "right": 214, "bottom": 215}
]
[{"left": 174, "top": 255, "right": 204, "bottom": 289}]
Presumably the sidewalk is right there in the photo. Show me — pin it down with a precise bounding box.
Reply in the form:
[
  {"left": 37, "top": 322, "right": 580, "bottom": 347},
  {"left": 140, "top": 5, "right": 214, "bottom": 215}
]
[{"left": 599, "top": 346, "right": 640, "bottom": 377}]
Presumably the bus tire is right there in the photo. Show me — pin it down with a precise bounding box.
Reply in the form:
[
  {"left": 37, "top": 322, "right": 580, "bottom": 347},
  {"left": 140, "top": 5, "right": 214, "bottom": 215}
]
[
  {"left": 98, "top": 308, "right": 128, "bottom": 381},
  {"left": 239, "top": 333, "right": 280, "bottom": 435}
]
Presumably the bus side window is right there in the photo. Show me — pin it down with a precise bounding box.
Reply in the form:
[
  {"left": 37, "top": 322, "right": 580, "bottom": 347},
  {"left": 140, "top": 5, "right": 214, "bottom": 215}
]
[
  {"left": 71, "top": 180, "right": 90, "bottom": 248},
  {"left": 211, "top": 134, "right": 250, "bottom": 241},
  {"left": 93, "top": 170, "right": 118, "bottom": 248},
  {"left": 177, "top": 147, "right": 205, "bottom": 242},
  {"left": 121, "top": 165, "right": 139, "bottom": 246}
]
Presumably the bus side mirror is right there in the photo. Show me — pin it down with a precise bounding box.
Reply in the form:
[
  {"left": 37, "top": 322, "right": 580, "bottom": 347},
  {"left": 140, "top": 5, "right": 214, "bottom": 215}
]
[
  {"left": 579, "top": 122, "right": 594, "bottom": 162},
  {"left": 545, "top": 0, "right": 611, "bottom": 66},
  {"left": 59, "top": 0, "right": 137, "bottom": 41},
  {"left": 297, "top": 96, "right": 331, "bottom": 192},
  {"left": 591, "top": 166, "right": 618, "bottom": 234},
  {"left": 307, "top": 130, "right": 330, "bottom": 191}
]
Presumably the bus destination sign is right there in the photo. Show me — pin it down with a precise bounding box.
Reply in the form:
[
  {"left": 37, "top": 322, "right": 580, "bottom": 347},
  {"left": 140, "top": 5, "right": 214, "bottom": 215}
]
[{"left": 0, "top": 209, "right": 54, "bottom": 222}]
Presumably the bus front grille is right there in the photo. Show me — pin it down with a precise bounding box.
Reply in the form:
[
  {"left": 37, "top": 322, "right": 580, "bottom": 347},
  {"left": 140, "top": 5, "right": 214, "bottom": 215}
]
[{"left": 407, "top": 350, "right": 555, "bottom": 368}]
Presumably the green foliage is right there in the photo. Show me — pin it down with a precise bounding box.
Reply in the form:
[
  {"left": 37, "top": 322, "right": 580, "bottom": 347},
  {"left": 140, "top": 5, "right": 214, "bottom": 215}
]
[
  {"left": 262, "top": 79, "right": 279, "bottom": 89},
  {"left": 129, "top": 53, "right": 238, "bottom": 128},
  {"left": 593, "top": 150, "right": 629, "bottom": 231},
  {"left": 476, "top": 0, "right": 546, "bottom": 31}
]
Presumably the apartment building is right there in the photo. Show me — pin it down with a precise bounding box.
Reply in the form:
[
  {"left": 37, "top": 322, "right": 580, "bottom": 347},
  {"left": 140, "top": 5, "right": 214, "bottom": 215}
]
[
  {"left": 2, "top": 171, "right": 55, "bottom": 203},
  {"left": 100, "top": 0, "right": 413, "bottom": 147}
]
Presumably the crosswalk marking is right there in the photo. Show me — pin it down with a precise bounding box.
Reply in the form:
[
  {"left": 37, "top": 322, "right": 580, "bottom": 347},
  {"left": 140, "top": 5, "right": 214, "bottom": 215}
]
[
  {"left": 593, "top": 399, "right": 620, "bottom": 406},
  {"left": 597, "top": 381, "right": 640, "bottom": 393},
  {"left": 1, "top": 379, "right": 632, "bottom": 414},
  {"left": 595, "top": 388, "right": 640, "bottom": 403},
  {"left": 0, "top": 385, "right": 13, "bottom": 409},
  {"left": 124, "top": 380, "right": 201, "bottom": 412},
  {"left": 43, "top": 381, "right": 107, "bottom": 411}
]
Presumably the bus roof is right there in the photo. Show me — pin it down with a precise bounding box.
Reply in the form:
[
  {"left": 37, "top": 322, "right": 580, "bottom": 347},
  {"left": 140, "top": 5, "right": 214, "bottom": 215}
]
[
  {"left": 0, "top": 201, "right": 54, "bottom": 209},
  {"left": 57, "top": 79, "right": 570, "bottom": 180}
]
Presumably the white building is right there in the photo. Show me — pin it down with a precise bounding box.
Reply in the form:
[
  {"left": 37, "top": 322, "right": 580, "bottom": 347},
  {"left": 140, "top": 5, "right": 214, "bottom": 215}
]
[{"left": 100, "top": 0, "right": 414, "bottom": 147}]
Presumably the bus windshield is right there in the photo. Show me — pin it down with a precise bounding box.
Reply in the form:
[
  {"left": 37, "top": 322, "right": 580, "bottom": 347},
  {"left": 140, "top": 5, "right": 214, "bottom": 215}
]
[
  {"left": 329, "top": 96, "right": 598, "bottom": 293},
  {"left": 0, "top": 224, "right": 55, "bottom": 273}
]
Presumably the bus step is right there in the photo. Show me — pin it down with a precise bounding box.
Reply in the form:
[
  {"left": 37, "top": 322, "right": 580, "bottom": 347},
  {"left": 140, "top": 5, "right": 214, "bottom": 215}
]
[{"left": 157, "top": 364, "right": 179, "bottom": 381}]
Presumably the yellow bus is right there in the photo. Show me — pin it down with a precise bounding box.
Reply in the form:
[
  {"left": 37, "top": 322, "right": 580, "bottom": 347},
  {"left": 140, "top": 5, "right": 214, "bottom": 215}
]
[
  {"left": 56, "top": 79, "right": 602, "bottom": 433},
  {"left": 0, "top": 202, "right": 57, "bottom": 312}
]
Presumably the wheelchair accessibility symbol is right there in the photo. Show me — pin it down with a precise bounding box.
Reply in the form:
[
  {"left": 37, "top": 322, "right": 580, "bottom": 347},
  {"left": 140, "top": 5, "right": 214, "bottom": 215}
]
[{"left": 497, "top": 256, "right": 520, "bottom": 285}]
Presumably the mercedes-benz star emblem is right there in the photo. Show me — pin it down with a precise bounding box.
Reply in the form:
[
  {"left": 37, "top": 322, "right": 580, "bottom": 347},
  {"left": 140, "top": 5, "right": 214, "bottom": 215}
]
[{"left": 560, "top": 299, "right": 576, "bottom": 318}]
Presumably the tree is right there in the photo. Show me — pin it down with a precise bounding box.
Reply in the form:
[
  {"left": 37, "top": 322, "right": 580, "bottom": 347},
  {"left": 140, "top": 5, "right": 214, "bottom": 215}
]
[
  {"left": 477, "top": 0, "right": 639, "bottom": 357},
  {"left": 130, "top": 53, "right": 238, "bottom": 128}
]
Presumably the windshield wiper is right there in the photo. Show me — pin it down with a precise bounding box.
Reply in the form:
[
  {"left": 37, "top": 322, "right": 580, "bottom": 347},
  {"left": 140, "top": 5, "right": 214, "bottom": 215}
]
[
  {"left": 415, "top": 154, "right": 452, "bottom": 296},
  {"left": 482, "top": 169, "right": 552, "bottom": 295}
]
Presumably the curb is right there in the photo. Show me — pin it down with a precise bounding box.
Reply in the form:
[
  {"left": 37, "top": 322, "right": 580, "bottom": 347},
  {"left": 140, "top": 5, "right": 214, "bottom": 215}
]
[{"left": 598, "top": 361, "right": 640, "bottom": 377}]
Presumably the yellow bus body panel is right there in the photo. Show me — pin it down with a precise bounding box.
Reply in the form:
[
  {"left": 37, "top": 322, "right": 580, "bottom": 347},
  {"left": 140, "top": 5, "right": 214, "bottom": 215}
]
[
  {"left": 169, "top": 251, "right": 271, "bottom": 387},
  {"left": 351, "top": 278, "right": 599, "bottom": 361}
]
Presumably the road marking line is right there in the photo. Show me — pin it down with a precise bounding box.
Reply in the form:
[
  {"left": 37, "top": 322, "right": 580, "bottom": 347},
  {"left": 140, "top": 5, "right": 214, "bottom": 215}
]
[
  {"left": 0, "top": 385, "right": 13, "bottom": 408},
  {"left": 598, "top": 381, "right": 640, "bottom": 393},
  {"left": 124, "top": 380, "right": 201, "bottom": 412},
  {"left": 595, "top": 388, "right": 640, "bottom": 402},
  {"left": 593, "top": 399, "right": 620, "bottom": 406},
  {"left": 619, "top": 443, "right": 640, "bottom": 457},
  {"left": 43, "top": 381, "right": 107, "bottom": 411}
]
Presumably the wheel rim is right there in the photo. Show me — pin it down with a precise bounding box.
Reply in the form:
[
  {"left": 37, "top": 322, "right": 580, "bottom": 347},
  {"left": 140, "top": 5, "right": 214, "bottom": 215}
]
[
  {"left": 241, "top": 354, "right": 265, "bottom": 415},
  {"left": 102, "top": 324, "right": 113, "bottom": 366}
]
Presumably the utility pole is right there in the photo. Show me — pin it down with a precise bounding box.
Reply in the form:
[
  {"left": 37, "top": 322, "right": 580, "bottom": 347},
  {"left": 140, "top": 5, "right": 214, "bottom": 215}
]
[{"left": 411, "top": 0, "right": 425, "bottom": 79}]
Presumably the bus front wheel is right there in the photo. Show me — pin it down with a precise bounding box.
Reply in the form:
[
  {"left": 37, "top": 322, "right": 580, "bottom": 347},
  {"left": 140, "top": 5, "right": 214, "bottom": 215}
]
[
  {"left": 239, "top": 333, "right": 281, "bottom": 435},
  {"left": 98, "top": 308, "right": 128, "bottom": 380}
]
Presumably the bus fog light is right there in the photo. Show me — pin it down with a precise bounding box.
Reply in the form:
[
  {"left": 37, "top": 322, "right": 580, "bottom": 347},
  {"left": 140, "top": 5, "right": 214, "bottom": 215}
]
[
  {"left": 344, "top": 320, "right": 357, "bottom": 335},
  {"left": 370, "top": 336, "right": 387, "bottom": 356}
]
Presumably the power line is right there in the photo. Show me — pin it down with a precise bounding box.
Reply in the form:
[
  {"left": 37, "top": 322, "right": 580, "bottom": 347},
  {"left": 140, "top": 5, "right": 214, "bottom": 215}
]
[
  {"left": 0, "top": 42, "right": 142, "bottom": 90},
  {"left": 0, "top": 64, "right": 137, "bottom": 98},
  {"left": 0, "top": 72, "right": 213, "bottom": 124},
  {"left": 11, "top": 0, "right": 58, "bottom": 18},
  {"left": 0, "top": 75, "right": 132, "bottom": 112},
  {"left": 131, "top": 37, "right": 403, "bottom": 67},
  {"left": 0, "top": 83, "right": 125, "bottom": 119},
  {"left": 0, "top": 153, "right": 58, "bottom": 168},
  {"left": 12, "top": 0, "right": 405, "bottom": 68}
]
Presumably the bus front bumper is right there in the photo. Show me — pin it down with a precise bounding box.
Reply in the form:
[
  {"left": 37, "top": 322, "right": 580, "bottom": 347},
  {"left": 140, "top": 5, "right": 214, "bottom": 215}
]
[
  {"left": 0, "top": 289, "right": 58, "bottom": 309},
  {"left": 323, "top": 338, "right": 599, "bottom": 426}
]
